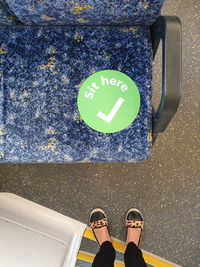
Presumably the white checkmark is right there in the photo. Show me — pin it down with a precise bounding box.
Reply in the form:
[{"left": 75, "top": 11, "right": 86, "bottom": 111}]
[{"left": 97, "top": 97, "right": 124, "bottom": 123}]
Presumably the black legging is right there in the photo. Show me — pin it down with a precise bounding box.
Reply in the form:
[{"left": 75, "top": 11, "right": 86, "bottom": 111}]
[{"left": 92, "top": 241, "right": 147, "bottom": 267}]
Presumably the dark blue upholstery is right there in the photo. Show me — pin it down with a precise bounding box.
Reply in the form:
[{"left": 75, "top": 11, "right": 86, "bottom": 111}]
[
  {"left": 0, "top": 1, "right": 164, "bottom": 163},
  {"left": 0, "top": 0, "right": 16, "bottom": 25},
  {"left": 5, "top": 0, "right": 164, "bottom": 26}
]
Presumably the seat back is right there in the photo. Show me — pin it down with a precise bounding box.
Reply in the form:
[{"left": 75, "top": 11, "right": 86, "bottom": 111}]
[{"left": 4, "top": 0, "right": 164, "bottom": 25}]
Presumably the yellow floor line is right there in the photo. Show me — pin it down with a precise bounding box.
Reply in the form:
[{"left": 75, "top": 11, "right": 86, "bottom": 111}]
[
  {"left": 77, "top": 251, "right": 94, "bottom": 263},
  {"left": 84, "top": 228, "right": 96, "bottom": 241},
  {"left": 83, "top": 228, "right": 179, "bottom": 267}
]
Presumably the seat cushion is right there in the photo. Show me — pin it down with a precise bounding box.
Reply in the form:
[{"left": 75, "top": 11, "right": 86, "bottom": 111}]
[
  {"left": 0, "top": 25, "right": 152, "bottom": 163},
  {"left": 4, "top": 0, "right": 164, "bottom": 26}
]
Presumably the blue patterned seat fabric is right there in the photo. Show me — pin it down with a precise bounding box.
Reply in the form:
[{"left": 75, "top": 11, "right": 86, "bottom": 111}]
[
  {"left": 0, "top": 0, "right": 18, "bottom": 25},
  {"left": 5, "top": 0, "right": 164, "bottom": 26},
  {"left": 0, "top": 1, "right": 164, "bottom": 163}
]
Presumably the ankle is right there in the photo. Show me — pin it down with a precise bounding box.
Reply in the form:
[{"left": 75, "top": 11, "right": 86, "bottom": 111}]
[
  {"left": 126, "top": 227, "right": 141, "bottom": 247},
  {"left": 93, "top": 226, "right": 112, "bottom": 246}
]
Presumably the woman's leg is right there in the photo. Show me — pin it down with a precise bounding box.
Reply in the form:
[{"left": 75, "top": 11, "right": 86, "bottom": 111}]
[
  {"left": 92, "top": 241, "right": 116, "bottom": 267},
  {"left": 124, "top": 208, "right": 147, "bottom": 267},
  {"left": 90, "top": 209, "right": 116, "bottom": 267},
  {"left": 124, "top": 242, "right": 147, "bottom": 267}
]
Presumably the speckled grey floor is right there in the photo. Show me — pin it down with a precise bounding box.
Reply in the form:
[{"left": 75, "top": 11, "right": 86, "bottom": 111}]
[{"left": 0, "top": 0, "right": 199, "bottom": 267}]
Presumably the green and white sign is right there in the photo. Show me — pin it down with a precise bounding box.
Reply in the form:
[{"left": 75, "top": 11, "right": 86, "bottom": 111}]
[{"left": 77, "top": 70, "right": 140, "bottom": 133}]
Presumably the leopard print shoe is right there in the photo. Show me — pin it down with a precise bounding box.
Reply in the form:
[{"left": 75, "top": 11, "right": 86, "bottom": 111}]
[
  {"left": 125, "top": 208, "right": 144, "bottom": 246},
  {"left": 89, "top": 208, "right": 109, "bottom": 246}
]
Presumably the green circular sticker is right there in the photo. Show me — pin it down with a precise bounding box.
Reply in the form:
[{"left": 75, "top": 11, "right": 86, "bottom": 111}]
[{"left": 78, "top": 70, "right": 140, "bottom": 133}]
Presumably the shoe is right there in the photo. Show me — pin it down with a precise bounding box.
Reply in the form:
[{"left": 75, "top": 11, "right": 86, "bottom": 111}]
[
  {"left": 89, "top": 208, "right": 109, "bottom": 246},
  {"left": 125, "top": 208, "right": 144, "bottom": 246}
]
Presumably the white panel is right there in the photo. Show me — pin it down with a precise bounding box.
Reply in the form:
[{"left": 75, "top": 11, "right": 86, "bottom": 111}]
[
  {"left": 0, "top": 193, "right": 87, "bottom": 267},
  {"left": 0, "top": 218, "right": 67, "bottom": 267}
]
